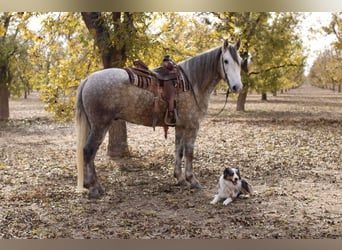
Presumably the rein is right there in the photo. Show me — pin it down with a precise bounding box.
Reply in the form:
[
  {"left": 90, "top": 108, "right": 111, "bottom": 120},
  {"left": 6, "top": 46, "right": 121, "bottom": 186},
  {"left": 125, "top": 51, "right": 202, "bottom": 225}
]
[
  {"left": 178, "top": 65, "right": 206, "bottom": 115},
  {"left": 214, "top": 88, "right": 230, "bottom": 116}
]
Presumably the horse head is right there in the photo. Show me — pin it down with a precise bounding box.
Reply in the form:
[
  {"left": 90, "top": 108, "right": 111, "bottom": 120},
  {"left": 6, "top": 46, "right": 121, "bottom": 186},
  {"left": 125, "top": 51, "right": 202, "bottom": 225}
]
[{"left": 220, "top": 39, "right": 244, "bottom": 93}]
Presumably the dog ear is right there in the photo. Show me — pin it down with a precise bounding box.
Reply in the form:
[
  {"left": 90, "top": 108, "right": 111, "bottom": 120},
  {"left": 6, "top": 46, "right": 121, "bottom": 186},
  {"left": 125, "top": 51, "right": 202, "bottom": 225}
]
[
  {"left": 223, "top": 168, "right": 229, "bottom": 178},
  {"left": 241, "top": 179, "right": 252, "bottom": 194},
  {"left": 236, "top": 168, "right": 241, "bottom": 179},
  {"left": 227, "top": 167, "right": 234, "bottom": 176}
]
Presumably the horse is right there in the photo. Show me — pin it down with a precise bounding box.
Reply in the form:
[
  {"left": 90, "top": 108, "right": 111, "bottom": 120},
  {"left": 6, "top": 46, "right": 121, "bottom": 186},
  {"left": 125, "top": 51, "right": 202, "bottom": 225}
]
[{"left": 76, "top": 39, "right": 244, "bottom": 199}]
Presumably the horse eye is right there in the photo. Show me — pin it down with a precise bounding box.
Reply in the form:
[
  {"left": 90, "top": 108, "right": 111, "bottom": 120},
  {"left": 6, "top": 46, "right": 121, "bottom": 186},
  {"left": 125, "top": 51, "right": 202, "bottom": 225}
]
[{"left": 224, "top": 60, "right": 229, "bottom": 64}]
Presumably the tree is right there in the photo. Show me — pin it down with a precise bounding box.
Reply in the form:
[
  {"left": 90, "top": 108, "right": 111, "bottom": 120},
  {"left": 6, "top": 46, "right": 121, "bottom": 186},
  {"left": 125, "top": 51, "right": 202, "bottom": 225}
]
[
  {"left": 214, "top": 12, "right": 305, "bottom": 110},
  {"left": 251, "top": 13, "right": 305, "bottom": 98},
  {"left": 0, "top": 12, "right": 34, "bottom": 120},
  {"left": 153, "top": 13, "right": 221, "bottom": 61},
  {"left": 318, "top": 12, "right": 342, "bottom": 92},
  {"left": 324, "top": 12, "right": 342, "bottom": 50},
  {"left": 214, "top": 12, "right": 270, "bottom": 110},
  {"left": 81, "top": 12, "right": 152, "bottom": 158},
  {"left": 308, "top": 48, "right": 342, "bottom": 92},
  {"left": 0, "top": 13, "right": 12, "bottom": 120},
  {"left": 30, "top": 12, "right": 101, "bottom": 122},
  {"left": 32, "top": 13, "right": 219, "bottom": 122}
]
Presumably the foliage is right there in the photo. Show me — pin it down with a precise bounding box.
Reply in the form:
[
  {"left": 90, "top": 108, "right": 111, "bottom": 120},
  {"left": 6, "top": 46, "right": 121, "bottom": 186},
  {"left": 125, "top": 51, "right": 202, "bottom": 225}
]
[
  {"left": 2, "top": 12, "right": 307, "bottom": 120},
  {"left": 1, "top": 85, "right": 342, "bottom": 238},
  {"left": 314, "top": 12, "right": 342, "bottom": 92},
  {"left": 323, "top": 12, "right": 342, "bottom": 50},
  {"left": 136, "top": 13, "right": 221, "bottom": 67},
  {"left": 34, "top": 12, "right": 222, "bottom": 121},
  {"left": 31, "top": 13, "right": 102, "bottom": 121},
  {"left": 0, "top": 12, "right": 34, "bottom": 96},
  {"left": 214, "top": 12, "right": 306, "bottom": 96},
  {"left": 308, "top": 48, "right": 342, "bottom": 91}
]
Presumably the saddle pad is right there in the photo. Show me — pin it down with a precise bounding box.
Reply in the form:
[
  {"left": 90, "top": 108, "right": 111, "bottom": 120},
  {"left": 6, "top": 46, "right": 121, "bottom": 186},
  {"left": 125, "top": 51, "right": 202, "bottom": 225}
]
[{"left": 124, "top": 67, "right": 190, "bottom": 92}]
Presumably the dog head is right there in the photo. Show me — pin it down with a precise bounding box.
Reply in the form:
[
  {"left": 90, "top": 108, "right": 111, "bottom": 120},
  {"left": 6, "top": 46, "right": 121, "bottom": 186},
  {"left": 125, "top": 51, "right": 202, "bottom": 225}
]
[{"left": 223, "top": 167, "right": 241, "bottom": 186}]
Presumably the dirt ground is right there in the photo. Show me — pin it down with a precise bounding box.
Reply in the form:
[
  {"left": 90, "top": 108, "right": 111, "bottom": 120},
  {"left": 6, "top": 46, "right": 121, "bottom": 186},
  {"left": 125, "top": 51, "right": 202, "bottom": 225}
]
[{"left": 0, "top": 84, "right": 341, "bottom": 239}]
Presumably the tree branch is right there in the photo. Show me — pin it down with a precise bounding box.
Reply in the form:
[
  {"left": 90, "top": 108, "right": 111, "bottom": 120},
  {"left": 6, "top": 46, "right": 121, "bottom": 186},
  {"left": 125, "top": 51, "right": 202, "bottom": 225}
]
[
  {"left": 248, "top": 63, "right": 303, "bottom": 76},
  {"left": 81, "top": 12, "right": 110, "bottom": 50},
  {"left": 1, "top": 12, "right": 12, "bottom": 42}
]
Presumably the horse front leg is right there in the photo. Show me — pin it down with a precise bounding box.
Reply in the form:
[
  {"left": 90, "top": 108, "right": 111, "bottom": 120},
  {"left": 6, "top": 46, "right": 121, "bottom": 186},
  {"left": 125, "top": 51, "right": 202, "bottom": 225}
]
[
  {"left": 174, "top": 127, "right": 186, "bottom": 186},
  {"left": 184, "top": 127, "right": 202, "bottom": 189}
]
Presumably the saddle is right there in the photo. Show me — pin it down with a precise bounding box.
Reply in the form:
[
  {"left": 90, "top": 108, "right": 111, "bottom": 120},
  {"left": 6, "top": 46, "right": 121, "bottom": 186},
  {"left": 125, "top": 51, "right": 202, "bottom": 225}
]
[{"left": 125, "top": 55, "right": 189, "bottom": 138}]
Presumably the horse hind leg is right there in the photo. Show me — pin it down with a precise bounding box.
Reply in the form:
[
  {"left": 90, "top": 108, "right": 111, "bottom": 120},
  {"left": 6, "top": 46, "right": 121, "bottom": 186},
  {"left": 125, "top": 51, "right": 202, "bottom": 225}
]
[{"left": 83, "top": 127, "right": 108, "bottom": 199}]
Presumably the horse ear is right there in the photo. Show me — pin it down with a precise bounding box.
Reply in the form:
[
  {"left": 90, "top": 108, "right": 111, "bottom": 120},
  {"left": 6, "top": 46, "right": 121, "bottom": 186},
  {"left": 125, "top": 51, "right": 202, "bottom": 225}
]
[
  {"left": 235, "top": 39, "right": 241, "bottom": 51},
  {"left": 223, "top": 39, "right": 229, "bottom": 50}
]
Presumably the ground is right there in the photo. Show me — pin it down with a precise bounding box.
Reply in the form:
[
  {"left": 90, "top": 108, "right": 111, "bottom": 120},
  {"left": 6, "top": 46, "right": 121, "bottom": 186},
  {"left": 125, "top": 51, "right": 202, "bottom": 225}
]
[{"left": 0, "top": 84, "right": 341, "bottom": 239}]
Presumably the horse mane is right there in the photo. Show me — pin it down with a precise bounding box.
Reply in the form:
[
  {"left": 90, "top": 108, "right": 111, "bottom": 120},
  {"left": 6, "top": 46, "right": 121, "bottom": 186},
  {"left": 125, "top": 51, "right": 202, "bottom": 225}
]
[
  {"left": 178, "top": 46, "right": 222, "bottom": 89},
  {"left": 228, "top": 44, "right": 240, "bottom": 65}
]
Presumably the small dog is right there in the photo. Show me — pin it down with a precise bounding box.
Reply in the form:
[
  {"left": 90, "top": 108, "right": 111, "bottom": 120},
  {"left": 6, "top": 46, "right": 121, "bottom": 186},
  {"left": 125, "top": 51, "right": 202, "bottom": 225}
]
[{"left": 210, "top": 167, "right": 252, "bottom": 205}]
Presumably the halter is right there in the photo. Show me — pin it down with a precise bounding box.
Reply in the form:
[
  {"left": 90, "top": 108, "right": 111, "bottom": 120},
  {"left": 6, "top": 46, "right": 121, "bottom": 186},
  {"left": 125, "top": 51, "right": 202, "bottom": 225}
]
[
  {"left": 220, "top": 49, "right": 230, "bottom": 87},
  {"left": 215, "top": 49, "right": 232, "bottom": 116},
  {"left": 179, "top": 47, "right": 236, "bottom": 116}
]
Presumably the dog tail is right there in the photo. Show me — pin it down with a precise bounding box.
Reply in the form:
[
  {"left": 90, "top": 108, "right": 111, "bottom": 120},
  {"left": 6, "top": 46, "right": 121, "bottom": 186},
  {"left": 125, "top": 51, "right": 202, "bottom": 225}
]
[{"left": 241, "top": 179, "right": 253, "bottom": 195}]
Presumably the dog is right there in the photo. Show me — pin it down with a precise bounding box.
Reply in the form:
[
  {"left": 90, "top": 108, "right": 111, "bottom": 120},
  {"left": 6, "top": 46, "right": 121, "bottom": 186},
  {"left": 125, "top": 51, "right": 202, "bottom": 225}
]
[{"left": 210, "top": 167, "right": 252, "bottom": 205}]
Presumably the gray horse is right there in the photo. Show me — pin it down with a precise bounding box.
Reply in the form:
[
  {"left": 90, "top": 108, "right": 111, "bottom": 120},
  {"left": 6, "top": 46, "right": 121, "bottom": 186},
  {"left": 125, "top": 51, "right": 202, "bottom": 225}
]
[{"left": 76, "top": 39, "right": 244, "bottom": 199}]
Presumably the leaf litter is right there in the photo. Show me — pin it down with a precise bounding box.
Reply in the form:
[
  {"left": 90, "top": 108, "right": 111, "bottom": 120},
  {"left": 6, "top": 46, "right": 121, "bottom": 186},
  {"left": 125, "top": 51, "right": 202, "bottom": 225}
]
[{"left": 0, "top": 85, "right": 341, "bottom": 238}]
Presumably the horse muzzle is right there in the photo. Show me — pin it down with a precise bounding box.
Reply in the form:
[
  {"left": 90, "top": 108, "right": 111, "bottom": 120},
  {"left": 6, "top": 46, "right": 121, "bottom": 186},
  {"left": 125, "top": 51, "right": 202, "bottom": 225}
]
[{"left": 230, "top": 83, "right": 243, "bottom": 93}]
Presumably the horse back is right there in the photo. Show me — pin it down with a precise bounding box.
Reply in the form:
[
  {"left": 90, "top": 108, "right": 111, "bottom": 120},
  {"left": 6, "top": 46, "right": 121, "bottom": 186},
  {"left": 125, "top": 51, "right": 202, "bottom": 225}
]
[
  {"left": 81, "top": 68, "right": 202, "bottom": 129},
  {"left": 81, "top": 68, "right": 166, "bottom": 127}
]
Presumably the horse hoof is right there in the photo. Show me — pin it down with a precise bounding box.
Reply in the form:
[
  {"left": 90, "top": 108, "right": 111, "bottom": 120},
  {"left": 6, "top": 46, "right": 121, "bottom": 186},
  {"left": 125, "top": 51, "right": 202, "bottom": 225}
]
[
  {"left": 88, "top": 186, "right": 105, "bottom": 199},
  {"left": 176, "top": 179, "right": 188, "bottom": 186},
  {"left": 190, "top": 182, "right": 202, "bottom": 189}
]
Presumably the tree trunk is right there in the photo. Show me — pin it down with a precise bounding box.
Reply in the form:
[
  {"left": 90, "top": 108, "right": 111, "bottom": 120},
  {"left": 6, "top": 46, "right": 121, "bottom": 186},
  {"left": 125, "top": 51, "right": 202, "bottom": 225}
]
[
  {"left": 261, "top": 92, "right": 267, "bottom": 101},
  {"left": 0, "top": 84, "right": 10, "bottom": 120},
  {"left": 107, "top": 120, "right": 130, "bottom": 158},
  {"left": 82, "top": 12, "right": 132, "bottom": 158},
  {"left": 236, "top": 88, "right": 248, "bottom": 111},
  {"left": 101, "top": 45, "right": 129, "bottom": 158}
]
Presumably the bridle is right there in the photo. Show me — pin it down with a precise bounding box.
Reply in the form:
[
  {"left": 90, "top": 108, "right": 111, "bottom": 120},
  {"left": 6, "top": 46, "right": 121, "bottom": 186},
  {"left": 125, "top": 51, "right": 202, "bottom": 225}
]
[
  {"left": 215, "top": 50, "right": 233, "bottom": 116},
  {"left": 178, "top": 48, "right": 238, "bottom": 116},
  {"left": 221, "top": 52, "right": 230, "bottom": 86}
]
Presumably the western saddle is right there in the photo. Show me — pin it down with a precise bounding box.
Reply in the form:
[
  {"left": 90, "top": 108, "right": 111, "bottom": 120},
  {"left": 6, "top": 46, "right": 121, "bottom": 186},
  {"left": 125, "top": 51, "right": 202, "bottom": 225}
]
[{"left": 125, "top": 55, "right": 189, "bottom": 138}]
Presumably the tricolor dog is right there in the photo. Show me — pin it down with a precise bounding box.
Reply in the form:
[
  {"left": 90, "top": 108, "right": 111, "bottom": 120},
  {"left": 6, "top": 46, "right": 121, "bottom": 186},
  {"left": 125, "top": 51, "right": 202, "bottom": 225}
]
[{"left": 210, "top": 167, "right": 252, "bottom": 205}]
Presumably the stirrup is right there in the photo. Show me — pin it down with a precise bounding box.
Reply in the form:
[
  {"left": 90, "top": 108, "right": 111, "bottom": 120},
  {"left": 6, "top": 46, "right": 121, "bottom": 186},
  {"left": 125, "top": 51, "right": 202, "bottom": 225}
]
[{"left": 164, "top": 108, "right": 178, "bottom": 126}]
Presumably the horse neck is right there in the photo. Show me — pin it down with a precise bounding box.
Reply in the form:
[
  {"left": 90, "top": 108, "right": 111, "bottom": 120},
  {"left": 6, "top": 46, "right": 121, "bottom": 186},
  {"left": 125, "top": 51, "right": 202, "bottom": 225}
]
[{"left": 179, "top": 47, "right": 222, "bottom": 108}]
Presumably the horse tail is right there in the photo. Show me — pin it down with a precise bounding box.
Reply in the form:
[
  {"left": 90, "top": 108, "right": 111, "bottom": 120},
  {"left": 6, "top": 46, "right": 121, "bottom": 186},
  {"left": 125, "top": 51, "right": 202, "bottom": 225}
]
[{"left": 76, "top": 78, "right": 90, "bottom": 191}]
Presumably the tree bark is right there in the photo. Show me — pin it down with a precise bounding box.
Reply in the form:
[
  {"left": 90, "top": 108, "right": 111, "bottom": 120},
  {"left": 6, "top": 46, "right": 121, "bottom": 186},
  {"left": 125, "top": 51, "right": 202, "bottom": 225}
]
[
  {"left": 236, "top": 66, "right": 249, "bottom": 111},
  {"left": 236, "top": 88, "right": 248, "bottom": 111},
  {"left": 107, "top": 120, "right": 130, "bottom": 157},
  {"left": 0, "top": 13, "right": 11, "bottom": 120},
  {"left": 261, "top": 92, "right": 267, "bottom": 101},
  {"left": 82, "top": 12, "right": 132, "bottom": 158},
  {"left": 0, "top": 83, "right": 10, "bottom": 120}
]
